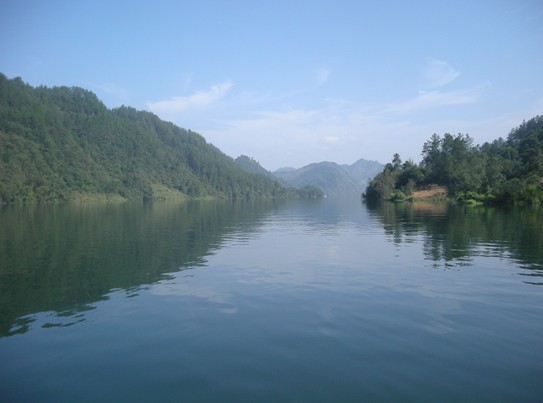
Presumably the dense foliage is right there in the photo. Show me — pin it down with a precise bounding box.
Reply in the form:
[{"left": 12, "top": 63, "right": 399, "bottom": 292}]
[
  {"left": 234, "top": 155, "right": 274, "bottom": 177},
  {"left": 0, "top": 74, "right": 317, "bottom": 203},
  {"left": 364, "top": 115, "right": 543, "bottom": 204},
  {"left": 234, "top": 155, "right": 325, "bottom": 198},
  {"left": 274, "top": 159, "right": 383, "bottom": 196}
]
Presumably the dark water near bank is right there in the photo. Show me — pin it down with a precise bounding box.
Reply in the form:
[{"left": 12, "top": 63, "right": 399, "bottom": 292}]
[{"left": 1, "top": 199, "right": 542, "bottom": 402}]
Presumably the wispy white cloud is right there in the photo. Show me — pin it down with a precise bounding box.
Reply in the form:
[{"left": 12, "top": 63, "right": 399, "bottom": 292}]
[
  {"left": 204, "top": 106, "right": 343, "bottom": 168},
  {"left": 424, "top": 59, "right": 460, "bottom": 88},
  {"left": 147, "top": 81, "right": 233, "bottom": 115},
  {"left": 387, "top": 83, "right": 491, "bottom": 114},
  {"left": 200, "top": 79, "right": 495, "bottom": 169},
  {"left": 159, "top": 65, "right": 524, "bottom": 170},
  {"left": 224, "top": 108, "right": 321, "bottom": 140}
]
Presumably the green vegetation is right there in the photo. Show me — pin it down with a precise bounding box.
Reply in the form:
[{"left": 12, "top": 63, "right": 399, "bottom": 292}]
[
  {"left": 234, "top": 155, "right": 325, "bottom": 198},
  {"left": 274, "top": 159, "right": 383, "bottom": 196},
  {"left": 363, "top": 116, "right": 543, "bottom": 205},
  {"left": 0, "top": 74, "right": 320, "bottom": 203},
  {"left": 291, "top": 185, "right": 325, "bottom": 199},
  {"left": 234, "top": 155, "right": 274, "bottom": 177}
]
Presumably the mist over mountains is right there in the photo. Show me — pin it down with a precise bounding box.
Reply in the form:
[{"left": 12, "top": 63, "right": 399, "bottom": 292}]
[
  {"left": 273, "top": 160, "right": 383, "bottom": 196},
  {"left": 235, "top": 155, "right": 383, "bottom": 196}
]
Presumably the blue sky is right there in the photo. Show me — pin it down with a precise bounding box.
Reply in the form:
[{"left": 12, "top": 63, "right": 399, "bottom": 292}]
[{"left": 1, "top": 1, "right": 542, "bottom": 169}]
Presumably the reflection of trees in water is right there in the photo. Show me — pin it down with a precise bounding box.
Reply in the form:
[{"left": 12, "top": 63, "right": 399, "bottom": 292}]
[
  {"left": 367, "top": 201, "right": 543, "bottom": 275},
  {"left": 0, "top": 200, "right": 281, "bottom": 337}
]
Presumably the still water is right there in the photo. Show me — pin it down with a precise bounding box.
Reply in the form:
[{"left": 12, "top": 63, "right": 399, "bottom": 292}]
[{"left": 1, "top": 199, "right": 542, "bottom": 402}]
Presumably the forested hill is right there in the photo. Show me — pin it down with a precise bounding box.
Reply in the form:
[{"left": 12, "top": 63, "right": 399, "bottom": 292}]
[
  {"left": 234, "top": 155, "right": 274, "bottom": 178},
  {"left": 0, "top": 74, "right": 302, "bottom": 203},
  {"left": 273, "top": 159, "right": 383, "bottom": 196},
  {"left": 364, "top": 115, "right": 543, "bottom": 205}
]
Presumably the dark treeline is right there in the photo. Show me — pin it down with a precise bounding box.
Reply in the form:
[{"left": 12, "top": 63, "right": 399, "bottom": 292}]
[
  {"left": 364, "top": 115, "right": 543, "bottom": 205},
  {"left": 0, "top": 74, "right": 322, "bottom": 203}
]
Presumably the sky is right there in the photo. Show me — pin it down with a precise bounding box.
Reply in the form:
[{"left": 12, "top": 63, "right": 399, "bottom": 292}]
[{"left": 1, "top": 0, "right": 542, "bottom": 170}]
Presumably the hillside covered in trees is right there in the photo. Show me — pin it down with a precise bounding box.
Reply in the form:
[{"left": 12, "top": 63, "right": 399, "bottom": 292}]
[
  {"left": 273, "top": 159, "right": 383, "bottom": 196},
  {"left": 234, "top": 155, "right": 324, "bottom": 198},
  {"left": 234, "top": 155, "right": 382, "bottom": 197},
  {"left": 364, "top": 115, "right": 543, "bottom": 205},
  {"left": 0, "top": 74, "right": 319, "bottom": 203}
]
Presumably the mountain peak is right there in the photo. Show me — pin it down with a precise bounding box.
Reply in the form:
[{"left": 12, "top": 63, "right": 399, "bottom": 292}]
[{"left": 273, "top": 159, "right": 383, "bottom": 196}]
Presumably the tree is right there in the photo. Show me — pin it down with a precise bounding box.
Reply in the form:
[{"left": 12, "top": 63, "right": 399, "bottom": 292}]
[
  {"left": 0, "top": 75, "right": 320, "bottom": 203},
  {"left": 365, "top": 117, "right": 543, "bottom": 204}
]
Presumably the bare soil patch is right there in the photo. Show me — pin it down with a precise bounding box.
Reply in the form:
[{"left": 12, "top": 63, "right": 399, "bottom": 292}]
[{"left": 411, "top": 186, "right": 448, "bottom": 199}]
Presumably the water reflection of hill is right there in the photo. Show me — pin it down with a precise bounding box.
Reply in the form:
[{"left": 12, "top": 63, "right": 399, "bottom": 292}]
[
  {"left": 367, "top": 202, "right": 543, "bottom": 279},
  {"left": 0, "top": 200, "right": 280, "bottom": 337}
]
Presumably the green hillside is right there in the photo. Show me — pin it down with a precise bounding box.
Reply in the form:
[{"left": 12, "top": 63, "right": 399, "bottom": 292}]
[
  {"left": 342, "top": 159, "right": 385, "bottom": 190},
  {"left": 235, "top": 155, "right": 324, "bottom": 198},
  {"left": 0, "top": 74, "right": 297, "bottom": 203},
  {"left": 274, "top": 159, "right": 383, "bottom": 196},
  {"left": 364, "top": 116, "right": 543, "bottom": 205},
  {"left": 234, "top": 155, "right": 274, "bottom": 178}
]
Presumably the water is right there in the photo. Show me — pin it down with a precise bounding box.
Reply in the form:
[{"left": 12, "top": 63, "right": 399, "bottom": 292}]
[{"left": 1, "top": 199, "right": 542, "bottom": 402}]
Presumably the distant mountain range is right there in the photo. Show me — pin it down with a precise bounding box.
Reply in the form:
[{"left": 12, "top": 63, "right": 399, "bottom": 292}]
[
  {"left": 273, "top": 159, "right": 383, "bottom": 196},
  {"left": 235, "top": 156, "right": 383, "bottom": 196}
]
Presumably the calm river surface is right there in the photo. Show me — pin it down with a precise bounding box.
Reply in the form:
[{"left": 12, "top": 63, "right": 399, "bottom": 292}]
[{"left": 1, "top": 198, "right": 542, "bottom": 402}]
